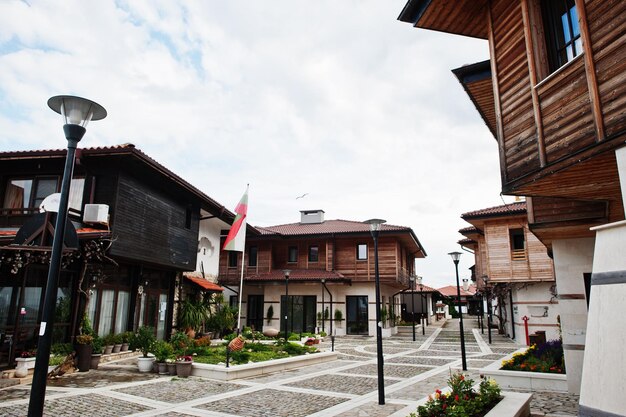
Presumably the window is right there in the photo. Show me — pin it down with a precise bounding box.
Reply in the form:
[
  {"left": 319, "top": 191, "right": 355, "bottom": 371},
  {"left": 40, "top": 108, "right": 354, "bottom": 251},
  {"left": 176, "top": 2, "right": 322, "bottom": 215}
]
[
  {"left": 248, "top": 246, "right": 258, "bottom": 267},
  {"left": 308, "top": 245, "right": 319, "bottom": 262},
  {"left": 542, "top": 0, "right": 581, "bottom": 72},
  {"left": 509, "top": 229, "right": 526, "bottom": 260},
  {"left": 356, "top": 244, "right": 368, "bottom": 260},
  {"left": 288, "top": 246, "right": 298, "bottom": 263},
  {"left": 4, "top": 177, "right": 58, "bottom": 210},
  {"left": 228, "top": 251, "right": 238, "bottom": 268}
]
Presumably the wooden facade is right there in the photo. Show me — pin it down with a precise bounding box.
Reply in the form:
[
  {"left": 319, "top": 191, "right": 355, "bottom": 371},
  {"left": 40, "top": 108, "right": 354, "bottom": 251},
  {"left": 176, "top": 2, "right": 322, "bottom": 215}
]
[
  {"left": 401, "top": 0, "right": 626, "bottom": 248},
  {"left": 0, "top": 144, "right": 234, "bottom": 367},
  {"left": 459, "top": 203, "right": 555, "bottom": 285}
]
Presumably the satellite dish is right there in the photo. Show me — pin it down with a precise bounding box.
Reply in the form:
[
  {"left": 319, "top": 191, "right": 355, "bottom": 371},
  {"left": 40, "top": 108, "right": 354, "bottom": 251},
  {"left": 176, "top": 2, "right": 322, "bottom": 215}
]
[{"left": 40, "top": 193, "right": 61, "bottom": 213}]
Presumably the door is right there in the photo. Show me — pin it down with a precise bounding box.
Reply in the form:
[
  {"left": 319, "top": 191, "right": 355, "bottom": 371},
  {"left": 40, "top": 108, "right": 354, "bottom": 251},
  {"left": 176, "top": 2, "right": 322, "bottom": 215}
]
[
  {"left": 346, "top": 296, "right": 369, "bottom": 335},
  {"left": 247, "top": 295, "right": 264, "bottom": 331},
  {"left": 281, "top": 295, "right": 316, "bottom": 335}
]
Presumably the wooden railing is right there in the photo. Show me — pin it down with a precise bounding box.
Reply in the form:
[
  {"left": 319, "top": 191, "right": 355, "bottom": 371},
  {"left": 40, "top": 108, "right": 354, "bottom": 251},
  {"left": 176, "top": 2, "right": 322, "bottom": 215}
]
[{"left": 511, "top": 249, "right": 527, "bottom": 261}]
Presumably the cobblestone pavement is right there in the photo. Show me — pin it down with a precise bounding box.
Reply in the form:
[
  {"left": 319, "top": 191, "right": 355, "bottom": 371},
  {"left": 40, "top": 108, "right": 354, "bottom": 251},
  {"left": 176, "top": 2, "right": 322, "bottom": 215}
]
[{"left": 0, "top": 318, "right": 578, "bottom": 416}]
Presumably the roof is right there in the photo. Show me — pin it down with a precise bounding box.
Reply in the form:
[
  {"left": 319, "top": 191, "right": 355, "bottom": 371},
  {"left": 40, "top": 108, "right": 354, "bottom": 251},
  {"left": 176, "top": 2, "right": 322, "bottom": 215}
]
[
  {"left": 0, "top": 144, "right": 247, "bottom": 231},
  {"left": 461, "top": 202, "right": 526, "bottom": 219},
  {"left": 458, "top": 226, "right": 481, "bottom": 235},
  {"left": 254, "top": 219, "right": 426, "bottom": 257},
  {"left": 398, "top": 0, "right": 489, "bottom": 39},
  {"left": 437, "top": 285, "right": 474, "bottom": 298},
  {"left": 407, "top": 284, "right": 437, "bottom": 293},
  {"left": 183, "top": 272, "right": 224, "bottom": 292},
  {"left": 245, "top": 269, "right": 349, "bottom": 283},
  {"left": 452, "top": 60, "right": 496, "bottom": 139}
]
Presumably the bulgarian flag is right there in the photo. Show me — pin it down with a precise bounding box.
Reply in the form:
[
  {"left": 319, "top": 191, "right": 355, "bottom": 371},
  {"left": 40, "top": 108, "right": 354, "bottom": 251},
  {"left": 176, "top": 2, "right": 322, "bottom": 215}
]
[{"left": 223, "top": 185, "right": 248, "bottom": 252}]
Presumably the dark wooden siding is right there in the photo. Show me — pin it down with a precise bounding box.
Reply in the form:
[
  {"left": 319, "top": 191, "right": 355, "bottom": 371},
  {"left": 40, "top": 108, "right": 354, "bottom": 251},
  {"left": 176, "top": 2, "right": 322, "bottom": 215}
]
[{"left": 109, "top": 173, "right": 198, "bottom": 269}]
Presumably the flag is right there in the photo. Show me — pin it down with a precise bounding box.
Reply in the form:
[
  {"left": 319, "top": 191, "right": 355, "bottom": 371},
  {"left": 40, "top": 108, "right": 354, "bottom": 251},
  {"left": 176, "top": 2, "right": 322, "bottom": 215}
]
[{"left": 223, "top": 186, "right": 248, "bottom": 252}]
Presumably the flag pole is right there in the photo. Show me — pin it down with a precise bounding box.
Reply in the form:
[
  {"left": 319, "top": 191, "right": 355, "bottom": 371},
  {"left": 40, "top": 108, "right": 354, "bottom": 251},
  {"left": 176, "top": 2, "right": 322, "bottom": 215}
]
[{"left": 236, "top": 242, "right": 245, "bottom": 333}]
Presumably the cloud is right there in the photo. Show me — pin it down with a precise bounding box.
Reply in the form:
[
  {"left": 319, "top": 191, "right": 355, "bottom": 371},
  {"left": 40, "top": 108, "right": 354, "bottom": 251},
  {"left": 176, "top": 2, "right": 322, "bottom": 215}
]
[{"left": 0, "top": 0, "right": 504, "bottom": 288}]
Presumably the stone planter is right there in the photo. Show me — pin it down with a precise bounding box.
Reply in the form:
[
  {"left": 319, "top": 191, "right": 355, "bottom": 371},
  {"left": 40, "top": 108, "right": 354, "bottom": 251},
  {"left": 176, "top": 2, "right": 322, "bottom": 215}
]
[
  {"left": 176, "top": 361, "right": 193, "bottom": 378},
  {"left": 90, "top": 354, "right": 102, "bottom": 370},
  {"left": 76, "top": 344, "right": 93, "bottom": 372},
  {"left": 333, "top": 327, "right": 346, "bottom": 336},
  {"left": 112, "top": 344, "right": 123, "bottom": 353},
  {"left": 14, "top": 357, "right": 36, "bottom": 378},
  {"left": 167, "top": 362, "right": 177, "bottom": 375},
  {"left": 484, "top": 391, "right": 532, "bottom": 417},
  {"left": 121, "top": 343, "right": 129, "bottom": 351},
  {"left": 137, "top": 356, "right": 155, "bottom": 373},
  {"left": 103, "top": 345, "right": 114, "bottom": 355}
]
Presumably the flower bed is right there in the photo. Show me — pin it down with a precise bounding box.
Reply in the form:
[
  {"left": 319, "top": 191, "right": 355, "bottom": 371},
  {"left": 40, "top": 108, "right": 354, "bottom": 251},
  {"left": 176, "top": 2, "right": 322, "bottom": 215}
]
[
  {"left": 410, "top": 372, "right": 502, "bottom": 417},
  {"left": 500, "top": 340, "right": 565, "bottom": 374}
]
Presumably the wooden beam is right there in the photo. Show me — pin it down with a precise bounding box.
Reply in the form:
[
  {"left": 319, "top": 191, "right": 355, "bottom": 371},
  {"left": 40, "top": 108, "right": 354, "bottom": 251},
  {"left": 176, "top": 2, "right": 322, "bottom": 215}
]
[
  {"left": 487, "top": 0, "right": 508, "bottom": 185},
  {"left": 521, "top": 0, "right": 547, "bottom": 167},
  {"left": 575, "top": 0, "right": 605, "bottom": 142}
]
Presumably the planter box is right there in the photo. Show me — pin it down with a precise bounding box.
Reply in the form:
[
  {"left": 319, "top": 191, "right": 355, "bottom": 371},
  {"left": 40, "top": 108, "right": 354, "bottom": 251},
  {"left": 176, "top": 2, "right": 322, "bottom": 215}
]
[
  {"left": 14, "top": 358, "right": 36, "bottom": 378},
  {"left": 481, "top": 348, "right": 568, "bottom": 392},
  {"left": 191, "top": 350, "right": 337, "bottom": 381},
  {"left": 485, "top": 391, "right": 532, "bottom": 417},
  {"left": 333, "top": 327, "right": 346, "bottom": 336}
]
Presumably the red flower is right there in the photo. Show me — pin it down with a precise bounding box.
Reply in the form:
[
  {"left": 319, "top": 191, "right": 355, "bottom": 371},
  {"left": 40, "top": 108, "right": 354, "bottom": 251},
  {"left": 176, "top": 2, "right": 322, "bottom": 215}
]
[
  {"left": 442, "top": 404, "right": 447, "bottom": 410},
  {"left": 459, "top": 375, "right": 464, "bottom": 380},
  {"left": 454, "top": 394, "right": 459, "bottom": 402}
]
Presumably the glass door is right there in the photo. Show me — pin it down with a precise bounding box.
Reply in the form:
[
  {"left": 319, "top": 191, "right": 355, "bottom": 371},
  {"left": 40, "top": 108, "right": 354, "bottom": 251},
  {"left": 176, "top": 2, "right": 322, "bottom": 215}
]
[
  {"left": 346, "top": 296, "right": 369, "bottom": 335},
  {"left": 246, "top": 295, "right": 264, "bottom": 331}
]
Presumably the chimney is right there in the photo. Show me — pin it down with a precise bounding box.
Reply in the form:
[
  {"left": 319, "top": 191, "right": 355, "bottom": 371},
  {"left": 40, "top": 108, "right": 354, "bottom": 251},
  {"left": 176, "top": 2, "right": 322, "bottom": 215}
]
[{"left": 300, "top": 210, "right": 325, "bottom": 224}]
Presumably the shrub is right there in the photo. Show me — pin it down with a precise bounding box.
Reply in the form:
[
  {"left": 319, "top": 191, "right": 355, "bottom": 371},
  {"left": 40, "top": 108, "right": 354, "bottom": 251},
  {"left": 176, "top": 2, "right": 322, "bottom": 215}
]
[
  {"left": 153, "top": 340, "right": 174, "bottom": 362},
  {"left": 131, "top": 326, "right": 156, "bottom": 358},
  {"left": 194, "top": 336, "right": 212, "bottom": 347},
  {"left": 170, "top": 331, "right": 191, "bottom": 355},
  {"left": 51, "top": 343, "right": 73, "bottom": 356},
  {"left": 230, "top": 350, "right": 251, "bottom": 364}
]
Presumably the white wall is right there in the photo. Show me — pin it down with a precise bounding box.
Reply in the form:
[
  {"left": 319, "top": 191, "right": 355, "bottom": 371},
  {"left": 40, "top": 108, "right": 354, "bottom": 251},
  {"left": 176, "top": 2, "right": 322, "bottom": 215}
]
[
  {"left": 196, "top": 214, "right": 229, "bottom": 278},
  {"left": 510, "top": 282, "right": 560, "bottom": 344},
  {"left": 552, "top": 237, "right": 594, "bottom": 394}
]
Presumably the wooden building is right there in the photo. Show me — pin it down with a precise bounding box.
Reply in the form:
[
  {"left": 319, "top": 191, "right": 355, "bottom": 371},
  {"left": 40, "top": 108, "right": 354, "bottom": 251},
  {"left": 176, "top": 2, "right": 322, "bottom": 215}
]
[
  {"left": 459, "top": 202, "right": 558, "bottom": 343},
  {"left": 0, "top": 144, "right": 234, "bottom": 368},
  {"left": 399, "top": 0, "right": 626, "bottom": 411},
  {"left": 218, "top": 210, "right": 426, "bottom": 336}
]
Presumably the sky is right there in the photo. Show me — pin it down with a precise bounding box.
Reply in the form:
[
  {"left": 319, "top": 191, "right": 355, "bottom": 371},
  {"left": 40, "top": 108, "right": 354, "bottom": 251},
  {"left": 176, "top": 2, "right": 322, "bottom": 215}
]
[{"left": 0, "top": 0, "right": 513, "bottom": 288}]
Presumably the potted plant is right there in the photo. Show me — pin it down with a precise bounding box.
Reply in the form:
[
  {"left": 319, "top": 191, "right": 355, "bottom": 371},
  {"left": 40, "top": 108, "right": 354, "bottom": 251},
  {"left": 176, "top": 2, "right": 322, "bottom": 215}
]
[
  {"left": 14, "top": 350, "right": 37, "bottom": 378},
  {"left": 175, "top": 355, "right": 193, "bottom": 378},
  {"left": 153, "top": 340, "right": 174, "bottom": 374},
  {"left": 131, "top": 326, "right": 156, "bottom": 372},
  {"left": 90, "top": 335, "right": 103, "bottom": 370},
  {"left": 75, "top": 334, "right": 94, "bottom": 372},
  {"left": 178, "top": 298, "right": 208, "bottom": 338},
  {"left": 121, "top": 331, "right": 132, "bottom": 351},
  {"left": 103, "top": 333, "right": 115, "bottom": 355},
  {"left": 112, "top": 333, "right": 124, "bottom": 353}
]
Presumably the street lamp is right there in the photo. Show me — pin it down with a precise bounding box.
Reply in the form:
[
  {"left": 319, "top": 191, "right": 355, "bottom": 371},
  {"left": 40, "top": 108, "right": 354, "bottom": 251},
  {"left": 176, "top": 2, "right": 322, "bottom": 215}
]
[
  {"left": 417, "top": 275, "right": 425, "bottom": 336},
  {"left": 365, "top": 218, "right": 386, "bottom": 405},
  {"left": 283, "top": 269, "right": 290, "bottom": 341},
  {"left": 409, "top": 275, "right": 416, "bottom": 341},
  {"left": 29, "top": 96, "right": 106, "bottom": 416},
  {"left": 448, "top": 251, "right": 467, "bottom": 371},
  {"left": 484, "top": 275, "right": 492, "bottom": 344}
]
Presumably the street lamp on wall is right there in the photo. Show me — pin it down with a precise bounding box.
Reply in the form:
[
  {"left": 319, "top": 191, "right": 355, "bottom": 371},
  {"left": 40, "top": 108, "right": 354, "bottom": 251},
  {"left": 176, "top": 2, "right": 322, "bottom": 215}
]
[
  {"left": 283, "top": 269, "right": 290, "bottom": 341},
  {"left": 365, "top": 218, "right": 386, "bottom": 405},
  {"left": 417, "top": 275, "right": 425, "bottom": 336},
  {"left": 448, "top": 251, "right": 468, "bottom": 371},
  {"left": 28, "top": 96, "right": 107, "bottom": 417}
]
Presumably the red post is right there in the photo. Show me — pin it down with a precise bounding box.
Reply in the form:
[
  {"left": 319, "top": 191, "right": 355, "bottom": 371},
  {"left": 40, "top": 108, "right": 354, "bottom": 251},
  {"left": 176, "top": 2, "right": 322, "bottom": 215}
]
[{"left": 522, "top": 315, "right": 530, "bottom": 345}]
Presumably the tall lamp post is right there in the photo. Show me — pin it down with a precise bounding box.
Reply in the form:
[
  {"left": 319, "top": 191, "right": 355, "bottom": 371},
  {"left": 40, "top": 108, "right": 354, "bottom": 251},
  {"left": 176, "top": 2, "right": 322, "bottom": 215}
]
[
  {"left": 28, "top": 96, "right": 106, "bottom": 416},
  {"left": 283, "top": 269, "right": 290, "bottom": 341},
  {"left": 409, "top": 275, "right": 416, "bottom": 341},
  {"left": 365, "top": 218, "right": 386, "bottom": 405},
  {"left": 417, "top": 275, "right": 425, "bottom": 336},
  {"left": 448, "top": 251, "right": 467, "bottom": 371},
  {"left": 484, "top": 275, "right": 492, "bottom": 344}
]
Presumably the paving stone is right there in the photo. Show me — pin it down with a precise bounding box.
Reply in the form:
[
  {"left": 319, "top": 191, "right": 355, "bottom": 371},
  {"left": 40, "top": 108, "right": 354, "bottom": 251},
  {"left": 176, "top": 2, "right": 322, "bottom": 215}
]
[
  {"left": 195, "top": 388, "right": 348, "bottom": 417},
  {"left": 285, "top": 374, "right": 396, "bottom": 395},
  {"left": 340, "top": 363, "right": 431, "bottom": 379},
  {"left": 386, "top": 356, "right": 454, "bottom": 367},
  {"left": 334, "top": 401, "right": 406, "bottom": 416},
  {"left": 0, "top": 386, "right": 63, "bottom": 402},
  {"left": 114, "top": 377, "right": 246, "bottom": 403}
]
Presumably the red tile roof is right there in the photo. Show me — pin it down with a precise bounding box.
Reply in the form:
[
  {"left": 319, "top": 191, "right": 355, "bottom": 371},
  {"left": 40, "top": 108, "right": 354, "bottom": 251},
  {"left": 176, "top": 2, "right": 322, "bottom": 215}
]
[
  {"left": 183, "top": 272, "right": 224, "bottom": 292},
  {"left": 245, "top": 269, "right": 348, "bottom": 282},
  {"left": 461, "top": 202, "right": 526, "bottom": 219},
  {"left": 258, "top": 219, "right": 411, "bottom": 236},
  {"left": 458, "top": 226, "right": 480, "bottom": 235},
  {"left": 408, "top": 284, "right": 437, "bottom": 293},
  {"left": 437, "top": 285, "right": 474, "bottom": 297}
]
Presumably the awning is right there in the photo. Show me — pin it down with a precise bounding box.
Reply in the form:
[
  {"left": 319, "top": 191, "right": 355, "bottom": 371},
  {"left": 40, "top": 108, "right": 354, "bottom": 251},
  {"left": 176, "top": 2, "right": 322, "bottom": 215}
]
[{"left": 183, "top": 273, "right": 224, "bottom": 292}]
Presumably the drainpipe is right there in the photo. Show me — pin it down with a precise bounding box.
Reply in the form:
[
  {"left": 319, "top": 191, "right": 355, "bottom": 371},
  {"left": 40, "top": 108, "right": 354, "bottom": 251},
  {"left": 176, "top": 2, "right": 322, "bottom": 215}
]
[{"left": 321, "top": 280, "right": 333, "bottom": 335}]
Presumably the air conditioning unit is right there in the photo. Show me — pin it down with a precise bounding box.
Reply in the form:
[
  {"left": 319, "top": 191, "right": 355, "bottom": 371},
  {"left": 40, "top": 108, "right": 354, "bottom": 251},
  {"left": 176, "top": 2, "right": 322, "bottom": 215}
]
[{"left": 83, "top": 204, "right": 109, "bottom": 224}]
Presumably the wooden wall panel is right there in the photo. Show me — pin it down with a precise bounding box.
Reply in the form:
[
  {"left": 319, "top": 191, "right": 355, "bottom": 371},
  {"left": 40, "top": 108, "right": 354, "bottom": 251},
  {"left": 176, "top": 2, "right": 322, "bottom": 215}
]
[
  {"left": 587, "top": 0, "right": 626, "bottom": 137},
  {"left": 491, "top": 0, "right": 540, "bottom": 181}
]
